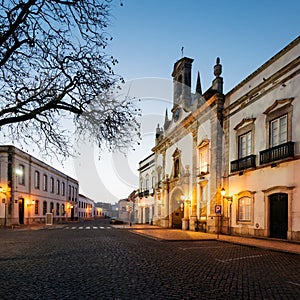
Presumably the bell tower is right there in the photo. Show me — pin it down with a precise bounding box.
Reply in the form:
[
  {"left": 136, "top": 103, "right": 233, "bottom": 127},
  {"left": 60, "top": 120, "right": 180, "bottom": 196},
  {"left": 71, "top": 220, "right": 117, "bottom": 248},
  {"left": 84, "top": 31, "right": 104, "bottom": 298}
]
[{"left": 171, "top": 57, "right": 194, "bottom": 109}]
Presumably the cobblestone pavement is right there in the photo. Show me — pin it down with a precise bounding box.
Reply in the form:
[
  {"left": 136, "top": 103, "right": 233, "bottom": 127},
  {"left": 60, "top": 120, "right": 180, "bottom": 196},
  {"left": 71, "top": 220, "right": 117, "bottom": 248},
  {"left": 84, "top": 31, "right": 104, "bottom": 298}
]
[{"left": 1, "top": 219, "right": 300, "bottom": 299}]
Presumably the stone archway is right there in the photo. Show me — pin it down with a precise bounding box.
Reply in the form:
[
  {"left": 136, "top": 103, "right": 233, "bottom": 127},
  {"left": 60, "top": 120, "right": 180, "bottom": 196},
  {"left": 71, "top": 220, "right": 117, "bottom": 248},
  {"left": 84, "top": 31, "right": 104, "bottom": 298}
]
[{"left": 170, "top": 188, "right": 184, "bottom": 229}]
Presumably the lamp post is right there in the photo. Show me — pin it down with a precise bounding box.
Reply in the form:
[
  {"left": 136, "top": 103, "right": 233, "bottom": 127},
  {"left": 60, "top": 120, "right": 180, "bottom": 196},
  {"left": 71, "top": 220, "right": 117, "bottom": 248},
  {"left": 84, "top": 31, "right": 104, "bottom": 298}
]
[{"left": 221, "top": 188, "right": 233, "bottom": 235}]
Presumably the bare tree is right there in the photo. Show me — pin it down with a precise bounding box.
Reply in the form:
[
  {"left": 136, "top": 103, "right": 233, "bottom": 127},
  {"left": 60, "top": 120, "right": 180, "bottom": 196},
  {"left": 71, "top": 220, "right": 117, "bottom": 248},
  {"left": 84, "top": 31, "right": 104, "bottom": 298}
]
[{"left": 0, "top": 0, "right": 140, "bottom": 159}]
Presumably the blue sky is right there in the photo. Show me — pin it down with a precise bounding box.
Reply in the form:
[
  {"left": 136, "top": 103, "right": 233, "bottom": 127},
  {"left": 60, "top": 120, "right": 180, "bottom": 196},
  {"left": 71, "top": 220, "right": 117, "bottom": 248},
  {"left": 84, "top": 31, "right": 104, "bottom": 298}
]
[
  {"left": 63, "top": 0, "right": 300, "bottom": 203},
  {"left": 109, "top": 0, "right": 299, "bottom": 92}
]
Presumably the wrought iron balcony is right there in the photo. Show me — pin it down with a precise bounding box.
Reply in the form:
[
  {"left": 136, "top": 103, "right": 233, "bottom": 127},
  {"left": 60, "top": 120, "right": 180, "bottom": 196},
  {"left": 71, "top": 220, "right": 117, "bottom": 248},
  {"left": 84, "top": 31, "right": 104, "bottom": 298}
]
[
  {"left": 144, "top": 190, "right": 149, "bottom": 197},
  {"left": 138, "top": 192, "right": 144, "bottom": 198},
  {"left": 260, "top": 141, "right": 294, "bottom": 165},
  {"left": 231, "top": 155, "right": 256, "bottom": 173}
]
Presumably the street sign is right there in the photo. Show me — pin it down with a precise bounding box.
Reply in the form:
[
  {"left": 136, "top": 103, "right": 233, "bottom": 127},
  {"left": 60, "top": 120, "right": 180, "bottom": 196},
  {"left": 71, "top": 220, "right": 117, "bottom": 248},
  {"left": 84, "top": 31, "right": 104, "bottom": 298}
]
[{"left": 215, "top": 205, "right": 222, "bottom": 215}]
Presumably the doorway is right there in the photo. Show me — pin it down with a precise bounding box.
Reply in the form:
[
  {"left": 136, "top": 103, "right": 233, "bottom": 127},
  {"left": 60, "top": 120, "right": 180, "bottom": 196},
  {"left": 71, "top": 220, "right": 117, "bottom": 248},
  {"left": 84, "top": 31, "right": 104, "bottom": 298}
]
[
  {"left": 269, "top": 193, "right": 288, "bottom": 239},
  {"left": 18, "top": 198, "right": 24, "bottom": 224}
]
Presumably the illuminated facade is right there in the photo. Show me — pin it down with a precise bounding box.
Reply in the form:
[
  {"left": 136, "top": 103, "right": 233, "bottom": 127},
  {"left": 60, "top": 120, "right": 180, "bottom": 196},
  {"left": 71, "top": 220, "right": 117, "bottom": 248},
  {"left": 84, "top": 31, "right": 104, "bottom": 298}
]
[
  {"left": 151, "top": 56, "right": 224, "bottom": 231},
  {"left": 0, "top": 145, "right": 79, "bottom": 226},
  {"left": 140, "top": 36, "right": 300, "bottom": 240},
  {"left": 223, "top": 36, "right": 300, "bottom": 240},
  {"left": 78, "top": 194, "right": 95, "bottom": 220}
]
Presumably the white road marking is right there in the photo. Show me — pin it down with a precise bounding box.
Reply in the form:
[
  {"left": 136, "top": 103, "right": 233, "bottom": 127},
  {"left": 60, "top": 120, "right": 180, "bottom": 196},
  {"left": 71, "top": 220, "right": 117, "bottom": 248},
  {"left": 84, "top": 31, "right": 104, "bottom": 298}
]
[
  {"left": 288, "top": 281, "right": 300, "bottom": 287},
  {"left": 215, "top": 254, "right": 263, "bottom": 263}
]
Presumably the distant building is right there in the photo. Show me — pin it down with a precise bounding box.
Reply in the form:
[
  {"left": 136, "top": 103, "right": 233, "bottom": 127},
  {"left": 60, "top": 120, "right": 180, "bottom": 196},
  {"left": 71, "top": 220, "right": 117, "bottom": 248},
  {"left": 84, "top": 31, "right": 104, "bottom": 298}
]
[
  {"left": 78, "top": 194, "right": 95, "bottom": 220},
  {"left": 94, "top": 201, "right": 113, "bottom": 217},
  {"left": 118, "top": 198, "right": 133, "bottom": 223},
  {"left": 0, "top": 145, "right": 79, "bottom": 226},
  {"left": 138, "top": 154, "right": 155, "bottom": 224}
]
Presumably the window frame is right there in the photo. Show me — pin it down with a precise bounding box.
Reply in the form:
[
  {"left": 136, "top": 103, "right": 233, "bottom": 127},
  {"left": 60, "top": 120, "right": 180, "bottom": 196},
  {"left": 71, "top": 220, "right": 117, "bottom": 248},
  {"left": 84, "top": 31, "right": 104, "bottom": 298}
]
[
  {"left": 236, "top": 191, "right": 255, "bottom": 225},
  {"left": 43, "top": 174, "right": 48, "bottom": 191},
  {"left": 61, "top": 182, "right": 65, "bottom": 196},
  {"left": 238, "top": 197, "right": 251, "bottom": 222},
  {"left": 34, "top": 171, "right": 40, "bottom": 189},
  {"left": 265, "top": 102, "right": 292, "bottom": 149},
  {"left": 34, "top": 200, "right": 39, "bottom": 215},
  {"left": 43, "top": 201, "right": 47, "bottom": 215},
  {"left": 198, "top": 143, "right": 210, "bottom": 174},
  {"left": 18, "top": 164, "right": 25, "bottom": 185},
  {"left": 235, "top": 121, "right": 255, "bottom": 160},
  {"left": 56, "top": 179, "right": 60, "bottom": 195},
  {"left": 50, "top": 177, "right": 54, "bottom": 193}
]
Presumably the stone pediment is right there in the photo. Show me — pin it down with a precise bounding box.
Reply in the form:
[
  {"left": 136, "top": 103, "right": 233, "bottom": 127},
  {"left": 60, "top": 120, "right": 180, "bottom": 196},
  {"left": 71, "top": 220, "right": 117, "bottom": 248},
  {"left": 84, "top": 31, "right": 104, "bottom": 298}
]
[
  {"left": 263, "top": 98, "right": 294, "bottom": 115},
  {"left": 234, "top": 118, "right": 256, "bottom": 131},
  {"left": 197, "top": 139, "right": 210, "bottom": 148}
]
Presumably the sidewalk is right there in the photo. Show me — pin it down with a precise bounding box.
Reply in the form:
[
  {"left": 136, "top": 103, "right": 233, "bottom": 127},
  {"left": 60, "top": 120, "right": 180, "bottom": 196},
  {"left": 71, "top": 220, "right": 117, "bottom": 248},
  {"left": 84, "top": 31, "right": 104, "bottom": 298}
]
[{"left": 123, "top": 224, "right": 300, "bottom": 255}]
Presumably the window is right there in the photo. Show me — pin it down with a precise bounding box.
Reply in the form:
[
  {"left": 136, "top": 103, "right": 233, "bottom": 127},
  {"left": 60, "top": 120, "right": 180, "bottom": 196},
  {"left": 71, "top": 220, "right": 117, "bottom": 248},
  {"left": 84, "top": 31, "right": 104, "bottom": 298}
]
[
  {"left": 56, "top": 179, "right": 60, "bottom": 195},
  {"left": 43, "top": 174, "right": 47, "bottom": 191},
  {"left": 199, "top": 144, "right": 209, "bottom": 174},
  {"left": 140, "top": 179, "right": 143, "bottom": 191},
  {"left": 174, "top": 159, "right": 179, "bottom": 178},
  {"left": 75, "top": 188, "right": 77, "bottom": 202},
  {"left": 238, "top": 197, "right": 251, "bottom": 221},
  {"left": 61, "top": 204, "right": 65, "bottom": 215},
  {"left": 18, "top": 165, "right": 25, "bottom": 185},
  {"left": 56, "top": 203, "right": 60, "bottom": 216},
  {"left": 238, "top": 131, "right": 252, "bottom": 158},
  {"left": 72, "top": 186, "right": 74, "bottom": 201},
  {"left": 270, "top": 115, "right": 287, "bottom": 147},
  {"left": 264, "top": 99, "right": 293, "bottom": 148},
  {"left": 152, "top": 176, "right": 155, "bottom": 188},
  {"left": 68, "top": 185, "right": 71, "bottom": 200},
  {"left": 50, "top": 202, "right": 54, "bottom": 213},
  {"left": 50, "top": 177, "right": 54, "bottom": 193},
  {"left": 61, "top": 182, "right": 65, "bottom": 196},
  {"left": 43, "top": 201, "right": 47, "bottom": 215},
  {"left": 34, "top": 171, "right": 40, "bottom": 189},
  {"left": 35, "top": 200, "right": 39, "bottom": 215}
]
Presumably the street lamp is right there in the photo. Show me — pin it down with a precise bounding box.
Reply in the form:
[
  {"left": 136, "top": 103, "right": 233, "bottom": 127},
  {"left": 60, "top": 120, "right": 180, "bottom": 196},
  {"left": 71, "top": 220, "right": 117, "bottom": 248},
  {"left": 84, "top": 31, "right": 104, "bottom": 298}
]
[{"left": 221, "top": 187, "right": 233, "bottom": 235}]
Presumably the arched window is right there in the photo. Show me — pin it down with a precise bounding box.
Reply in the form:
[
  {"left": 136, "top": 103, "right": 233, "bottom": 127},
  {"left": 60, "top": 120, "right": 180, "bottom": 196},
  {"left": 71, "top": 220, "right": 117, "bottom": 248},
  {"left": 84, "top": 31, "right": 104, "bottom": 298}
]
[
  {"left": 43, "top": 201, "right": 47, "bottom": 215},
  {"left": 34, "top": 171, "right": 40, "bottom": 189},
  {"left": 43, "top": 174, "right": 48, "bottom": 191},
  {"left": 18, "top": 164, "right": 25, "bottom": 185},
  {"left": 35, "top": 200, "right": 39, "bottom": 215},
  {"left": 50, "top": 202, "right": 54, "bottom": 213},
  {"left": 174, "top": 158, "right": 180, "bottom": 178},
  {"left": 50, "top": 177, "right": 54, "bottom": 193}
]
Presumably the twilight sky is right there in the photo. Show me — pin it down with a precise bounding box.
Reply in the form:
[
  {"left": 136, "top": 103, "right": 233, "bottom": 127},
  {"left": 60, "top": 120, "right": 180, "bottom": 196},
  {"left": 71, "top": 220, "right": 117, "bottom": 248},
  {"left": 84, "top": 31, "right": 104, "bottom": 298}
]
[{"left": 59, "top": 0, "right": 300, "bottom": 203}]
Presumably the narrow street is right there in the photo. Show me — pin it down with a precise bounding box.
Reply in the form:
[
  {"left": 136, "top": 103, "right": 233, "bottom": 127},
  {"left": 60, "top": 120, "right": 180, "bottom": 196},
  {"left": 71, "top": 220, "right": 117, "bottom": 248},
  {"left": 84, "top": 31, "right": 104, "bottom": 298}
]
[{"left": 1, "top": 219, "right": 300, "bottom": 299}]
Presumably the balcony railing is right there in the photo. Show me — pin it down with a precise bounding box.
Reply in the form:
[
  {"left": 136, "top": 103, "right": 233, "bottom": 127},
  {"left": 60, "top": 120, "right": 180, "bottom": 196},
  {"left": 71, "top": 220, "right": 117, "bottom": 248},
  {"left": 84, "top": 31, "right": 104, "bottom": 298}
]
[
  {"left": 143, "top": 190, "right": 149, "bottom": 197},
  {"left": 231, "top": 155, "right": 256, "bottom": 173},
  {"left": 260, "top": 141, "right": 294, "bottom": 165},
  {"left": 138, "top": 192, "right": 144, "bottom": 198}
]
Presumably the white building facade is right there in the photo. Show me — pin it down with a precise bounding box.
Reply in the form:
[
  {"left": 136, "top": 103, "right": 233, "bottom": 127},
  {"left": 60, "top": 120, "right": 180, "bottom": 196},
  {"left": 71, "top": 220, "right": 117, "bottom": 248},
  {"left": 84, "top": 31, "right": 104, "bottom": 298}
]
[
  {"left": 224, "top": 36, "right": 300, "bottom": 240},
  {"left": 140, "top": 36, "right": 300, "bottom": 241},
  {"left": 0, "top": 145, "right": 79, "bottom": 226},
  {"left": 78, "top": 194, "right": 95, "bottom": 220},
  {"left": 138, "top": 154, "right": 155, "bottom": 224},
  {"left": 151, "top": 56, "right": 224, "bottom": 232}
]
